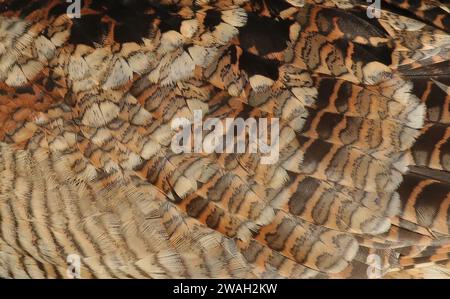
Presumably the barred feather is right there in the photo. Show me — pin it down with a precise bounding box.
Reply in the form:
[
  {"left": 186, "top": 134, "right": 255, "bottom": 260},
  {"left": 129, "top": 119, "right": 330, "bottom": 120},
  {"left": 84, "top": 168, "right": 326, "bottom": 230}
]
[{"left": 0, "top": 0, "right": 449, "bottom": 278}]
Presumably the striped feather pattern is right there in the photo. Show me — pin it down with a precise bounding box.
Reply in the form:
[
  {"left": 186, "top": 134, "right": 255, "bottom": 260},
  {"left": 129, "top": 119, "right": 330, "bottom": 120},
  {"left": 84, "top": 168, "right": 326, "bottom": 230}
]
[{"left": 0, "top": 0, "right": 449, "bottom": 278}]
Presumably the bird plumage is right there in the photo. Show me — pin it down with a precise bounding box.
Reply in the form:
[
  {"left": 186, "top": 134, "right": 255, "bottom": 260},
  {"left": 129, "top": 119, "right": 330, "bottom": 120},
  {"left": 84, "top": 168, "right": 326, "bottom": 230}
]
[{"left": 0, "top": 0, "right": 449, "bottom": 278}]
